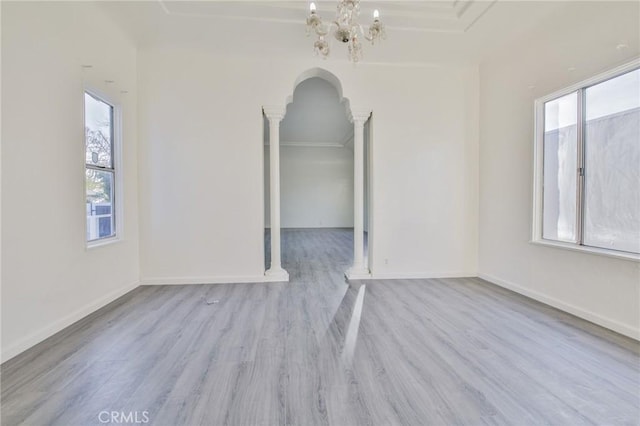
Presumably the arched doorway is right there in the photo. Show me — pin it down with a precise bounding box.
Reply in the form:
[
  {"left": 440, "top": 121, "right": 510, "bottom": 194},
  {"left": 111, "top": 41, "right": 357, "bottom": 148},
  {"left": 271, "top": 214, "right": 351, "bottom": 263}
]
[{"left": 263, "top": 68, "right": 372, "bottom": 281}]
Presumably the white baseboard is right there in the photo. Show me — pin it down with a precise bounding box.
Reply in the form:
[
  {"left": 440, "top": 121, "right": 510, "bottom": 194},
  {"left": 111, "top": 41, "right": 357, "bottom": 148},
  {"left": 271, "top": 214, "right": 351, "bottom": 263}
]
[
  {"left": 140, "top": 275, "right": 273, "bottom": 285},
  {"left": 371, "top": 271, "right": 476, "bottom": 280},
  {"left": 1, "top": 281, "right": 140, "bottom": 363},
  {"left": 478, "top": 273, "right": 640, "bottom": 341},
  {"left": 345, "top": 267, "right": 371, "bottom": 280}
]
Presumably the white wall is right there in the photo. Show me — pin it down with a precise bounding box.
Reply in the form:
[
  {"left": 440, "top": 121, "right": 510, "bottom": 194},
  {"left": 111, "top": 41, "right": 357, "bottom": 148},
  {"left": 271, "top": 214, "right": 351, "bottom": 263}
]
[
  {"left": 265, "top": 146, "right": 354, "bottom": 228},
  {"left": 1, "top": 2, "right": 140, "bottom": 361},
  {"left": 138, "top": 49, "right": 479, "bottom": 283},
  {"left": 478, "top": 2, "right": 640, "bottom": 339}
]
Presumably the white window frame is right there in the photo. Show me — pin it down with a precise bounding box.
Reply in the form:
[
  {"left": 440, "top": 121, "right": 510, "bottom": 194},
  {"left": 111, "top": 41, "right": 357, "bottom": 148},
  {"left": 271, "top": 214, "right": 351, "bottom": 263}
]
[
  {"left": 532, "top": 58, "right": 640, "bottom": 262},
  {"left": 84, "top": 88, "right": 124, "bottom": 249}
]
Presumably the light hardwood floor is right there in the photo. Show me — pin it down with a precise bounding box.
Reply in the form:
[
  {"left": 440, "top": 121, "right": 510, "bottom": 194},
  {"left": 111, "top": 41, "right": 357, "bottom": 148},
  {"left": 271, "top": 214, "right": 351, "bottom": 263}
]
[{"left": 2, "top": 228, "right": 639, "bottom": 425}]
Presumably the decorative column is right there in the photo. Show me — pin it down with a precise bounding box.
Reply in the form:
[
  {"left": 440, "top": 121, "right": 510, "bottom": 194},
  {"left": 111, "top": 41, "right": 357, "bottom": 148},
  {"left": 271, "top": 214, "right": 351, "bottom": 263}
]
[
  {"left": 264, "top": 106, "right": 289, "bottom": 282},
  {"left": 346, "top": 109, "right": 372, "bottom": 280}
]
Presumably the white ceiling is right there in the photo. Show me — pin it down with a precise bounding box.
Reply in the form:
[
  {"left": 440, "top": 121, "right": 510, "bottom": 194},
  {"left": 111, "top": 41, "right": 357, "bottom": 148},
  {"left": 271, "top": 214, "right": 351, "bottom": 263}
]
[
  {"left": 156, "top": 0, "right": 495, "bottom": 33},
  {"left": 97, "top": 1, "right": 576, "bottom": 147},
  {"left": 98, "top": 1, "right": 571, "bottom": 65},
  {"left": 265, "top": 77, "right": 353, "bottom": 147}
]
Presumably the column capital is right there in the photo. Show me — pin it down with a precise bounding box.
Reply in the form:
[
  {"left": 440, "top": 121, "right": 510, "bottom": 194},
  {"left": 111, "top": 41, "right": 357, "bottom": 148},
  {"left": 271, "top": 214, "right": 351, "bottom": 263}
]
[
  {"left": 263, "top": 105, "right": 286, "bottom": 122},
  {"left": 349, "top": 108, "right": 372, "bottom": 124}
]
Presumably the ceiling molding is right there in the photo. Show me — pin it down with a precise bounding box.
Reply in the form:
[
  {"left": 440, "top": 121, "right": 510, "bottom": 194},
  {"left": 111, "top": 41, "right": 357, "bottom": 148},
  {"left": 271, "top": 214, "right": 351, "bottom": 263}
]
[
  {"left": 265, "top": 140, "right": 349, "bottom": 148},
  {"left": 157, "top": 0, "right": 498, "bottom": 34}
]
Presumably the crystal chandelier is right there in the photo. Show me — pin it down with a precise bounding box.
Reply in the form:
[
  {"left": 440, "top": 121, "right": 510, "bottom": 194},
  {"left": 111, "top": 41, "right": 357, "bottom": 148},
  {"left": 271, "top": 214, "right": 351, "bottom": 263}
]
[{"left": 306, "top": 1, "right": 386, "bottom": 62}]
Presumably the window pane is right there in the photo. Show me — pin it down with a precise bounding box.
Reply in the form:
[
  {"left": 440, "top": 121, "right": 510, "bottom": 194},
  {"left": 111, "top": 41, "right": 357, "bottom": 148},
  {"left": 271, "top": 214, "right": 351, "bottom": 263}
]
[
  {"left": 86, "top": 169, "right": 115, "bottom": 241},
  {"left": 542, "top": 92, "right": 578, "bottom": 243},
  {"left": 85, "top": 93, "right": 113, "bottom": 168},
  {"left": 583, "top": 69, "right": 640, "bottom": 253}
]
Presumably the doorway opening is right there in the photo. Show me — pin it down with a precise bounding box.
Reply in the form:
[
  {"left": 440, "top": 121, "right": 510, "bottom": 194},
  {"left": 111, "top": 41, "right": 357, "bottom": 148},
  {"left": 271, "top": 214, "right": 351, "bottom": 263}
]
[{"left": 262, "top": 68, "right": 372, "bottom": 282}]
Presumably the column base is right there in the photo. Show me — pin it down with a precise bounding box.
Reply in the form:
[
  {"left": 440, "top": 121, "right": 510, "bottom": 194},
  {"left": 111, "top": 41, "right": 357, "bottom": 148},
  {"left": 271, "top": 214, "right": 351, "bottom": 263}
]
[
  {"left": 345, "top": 267, "right": 371, "bottom": 281},
  {"left": 264, "top": 267, "right": 290, "bottom": 282}
]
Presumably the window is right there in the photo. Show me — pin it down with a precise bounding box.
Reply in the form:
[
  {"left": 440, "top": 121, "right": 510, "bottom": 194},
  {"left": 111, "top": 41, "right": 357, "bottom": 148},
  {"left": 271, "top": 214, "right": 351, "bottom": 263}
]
[
  {"left": 533, "top": 61, "right": 640, "bottom": 258},
  {"left": 85, "top": 92, "right": 117, "bottom": 243}
]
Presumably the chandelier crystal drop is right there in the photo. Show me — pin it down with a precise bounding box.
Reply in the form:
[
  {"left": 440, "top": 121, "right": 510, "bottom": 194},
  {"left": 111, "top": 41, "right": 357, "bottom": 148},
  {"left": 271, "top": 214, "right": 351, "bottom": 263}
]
[{"left": 306, "top": 0, "right": 386, "bottom": 62}]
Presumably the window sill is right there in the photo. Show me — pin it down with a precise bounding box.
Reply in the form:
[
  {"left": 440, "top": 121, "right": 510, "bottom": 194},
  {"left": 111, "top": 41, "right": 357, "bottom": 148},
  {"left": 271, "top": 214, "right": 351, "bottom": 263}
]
[
  {"left": 86, "top": 236, "right": 121, "bottom": 250},
  {"left": 530, "top": 239, "right": 640, "bottom": 262}
]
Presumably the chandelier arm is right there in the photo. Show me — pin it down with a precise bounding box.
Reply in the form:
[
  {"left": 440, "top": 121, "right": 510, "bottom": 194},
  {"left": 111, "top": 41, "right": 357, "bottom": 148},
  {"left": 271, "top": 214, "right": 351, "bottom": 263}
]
[{"left": 315, "top": 23, "right": 330, "bottom": 37}]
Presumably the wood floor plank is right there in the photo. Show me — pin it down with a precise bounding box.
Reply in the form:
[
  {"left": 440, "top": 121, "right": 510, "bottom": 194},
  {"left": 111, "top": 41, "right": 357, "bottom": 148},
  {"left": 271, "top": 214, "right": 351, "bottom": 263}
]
[{"left": 2, "top": 228, "right": 639, "bottom": 425}]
